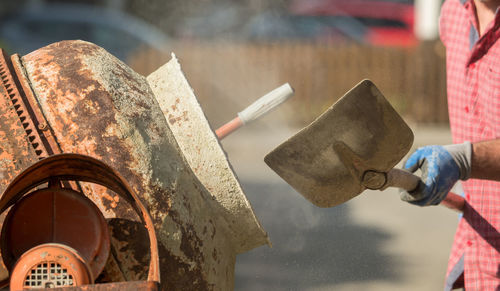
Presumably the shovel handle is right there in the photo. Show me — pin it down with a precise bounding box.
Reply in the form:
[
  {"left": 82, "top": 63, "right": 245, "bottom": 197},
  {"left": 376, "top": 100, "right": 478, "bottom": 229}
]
[
  {"left": 386, "top": 168, "right": 465, "bottom": 212},
  {"left": 385, "top": 168, "right": 420, "bottom": 192}
]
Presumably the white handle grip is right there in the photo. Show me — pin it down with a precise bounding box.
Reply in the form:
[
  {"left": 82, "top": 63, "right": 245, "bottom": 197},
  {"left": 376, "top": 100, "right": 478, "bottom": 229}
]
[{"left": 237, "top": 83, "right": 294, "bottom": 124}]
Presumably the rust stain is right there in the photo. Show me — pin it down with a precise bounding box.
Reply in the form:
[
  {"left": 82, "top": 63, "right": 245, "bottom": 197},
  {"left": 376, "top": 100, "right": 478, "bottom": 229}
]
[
  {"left": 23, "top": 41, "right": 141, "bottom": 219},
  {"left": 168, "top": 114, "right": 178, "bottom": 125},
  {"left": 167, "top": 111, "right": 189, "bottom": 126},
  {"left": 0, "top": 49, "right": 53, "bottom": 160}
]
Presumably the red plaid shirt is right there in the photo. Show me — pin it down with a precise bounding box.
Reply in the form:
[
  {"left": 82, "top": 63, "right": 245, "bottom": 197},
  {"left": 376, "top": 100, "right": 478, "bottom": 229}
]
[{"left": 440, "top": 0, "right": 500, "bottom": 290}]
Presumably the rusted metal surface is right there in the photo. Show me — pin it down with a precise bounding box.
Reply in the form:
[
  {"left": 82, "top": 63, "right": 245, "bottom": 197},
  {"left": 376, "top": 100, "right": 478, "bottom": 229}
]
[
  {"left": 10, "top": 53, "right": 62, "bottom": 157},
  {"left": 0, "top": 50, "right": 40, "bottom": 282},
  {"left": 0, "top": 50, "right": 49, "bottom": 157},
  {"left": 0, "top": 154, "right": 160, "bottom": 289},
  {"left": 0, "top": 47, "right": 81, "bottom": 195},
  {"left": 0, "top": 48, "right": 41, "bottom": 187},
  {"left": 0, "top": 40, "right": 267, "bottom": 289},
  {"left": 0, "top": 83, "right": 38, "bottom": 186}
]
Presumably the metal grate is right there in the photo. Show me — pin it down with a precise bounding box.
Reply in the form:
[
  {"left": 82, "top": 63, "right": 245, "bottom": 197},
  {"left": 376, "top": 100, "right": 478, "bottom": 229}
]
[{"left": 24, "top": 262, "right": 74, "bottom": 289}]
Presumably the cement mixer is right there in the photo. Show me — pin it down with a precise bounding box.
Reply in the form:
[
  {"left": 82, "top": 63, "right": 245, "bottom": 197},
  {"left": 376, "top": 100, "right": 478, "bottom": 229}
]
[{"left": 0, "top": 40, "right": 276, "bottom": 290}]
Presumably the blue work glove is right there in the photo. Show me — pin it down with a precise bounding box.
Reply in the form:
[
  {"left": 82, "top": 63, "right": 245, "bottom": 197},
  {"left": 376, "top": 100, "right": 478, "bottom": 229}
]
[{"left": 399, "top": 142, "right": 472, "bottom": 206}]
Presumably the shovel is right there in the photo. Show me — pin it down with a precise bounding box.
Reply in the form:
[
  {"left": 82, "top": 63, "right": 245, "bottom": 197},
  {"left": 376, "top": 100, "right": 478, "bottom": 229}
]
[{"left": 264, "top": 80, "right": 464, "bottom": 211}]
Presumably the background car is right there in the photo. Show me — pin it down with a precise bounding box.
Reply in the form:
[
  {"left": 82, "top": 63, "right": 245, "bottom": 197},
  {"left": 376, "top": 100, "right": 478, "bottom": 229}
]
[
  {"left": 0, "top": 3, "right": 169, "bottom": 61},
  {"left": 288, "top": 0, "right": 416, "bottom": 46}
]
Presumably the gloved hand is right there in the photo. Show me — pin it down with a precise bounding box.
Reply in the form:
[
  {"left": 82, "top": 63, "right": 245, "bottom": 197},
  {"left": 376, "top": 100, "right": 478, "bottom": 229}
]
[{"left": 399, "top": 142, "right": 472, "bottom": 206}]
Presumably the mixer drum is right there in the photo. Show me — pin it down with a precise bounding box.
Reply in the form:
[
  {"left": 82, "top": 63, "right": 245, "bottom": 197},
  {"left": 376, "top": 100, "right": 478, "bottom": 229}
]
[{"left": 0, "top": 40, "right": 268, "bottom": 290}]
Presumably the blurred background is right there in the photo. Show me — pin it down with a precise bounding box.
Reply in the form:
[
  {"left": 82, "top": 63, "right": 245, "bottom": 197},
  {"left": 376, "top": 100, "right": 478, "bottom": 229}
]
[
  {"left": 0, "top": 0, "right": 459, "bottom": 290},
  {"left": 0, "top": 0, "right": 449, "bottom": 127}
]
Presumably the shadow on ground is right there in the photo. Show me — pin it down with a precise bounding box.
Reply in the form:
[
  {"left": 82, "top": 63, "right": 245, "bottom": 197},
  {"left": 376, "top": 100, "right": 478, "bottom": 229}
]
[{"left": 235, "top": 181, "right": 403, "bottom": 291}]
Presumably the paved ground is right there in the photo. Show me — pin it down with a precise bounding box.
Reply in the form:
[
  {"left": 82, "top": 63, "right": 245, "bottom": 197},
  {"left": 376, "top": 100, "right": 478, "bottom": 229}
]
[{"left": 220, "top": 122, "right": 461, "bottom": 291}]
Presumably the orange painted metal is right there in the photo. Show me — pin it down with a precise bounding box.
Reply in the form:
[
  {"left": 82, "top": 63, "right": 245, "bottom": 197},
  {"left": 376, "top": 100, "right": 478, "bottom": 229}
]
[
  {"left": 47, "top": 281, "right": 159, "bottom": 291},
  {"left": 1, "top": 187, "right": 110, "bottom": 279},
  {"left": 0, "top": 154, "right": 161, "bottom": 289},
  {"left": 9, "top": 243, "right": 92, "bottom": 290}
]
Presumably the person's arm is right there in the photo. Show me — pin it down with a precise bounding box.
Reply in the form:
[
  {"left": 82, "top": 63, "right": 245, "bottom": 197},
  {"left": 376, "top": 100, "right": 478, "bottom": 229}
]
[{"left": 471, "top": 139, "right": 500, "bottom": 180}]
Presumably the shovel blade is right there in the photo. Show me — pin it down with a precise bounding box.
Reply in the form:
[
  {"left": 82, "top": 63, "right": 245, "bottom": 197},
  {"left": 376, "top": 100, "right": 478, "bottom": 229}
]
[{"left": 265, "top": 80, "right": 413, "bottom": 207}]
